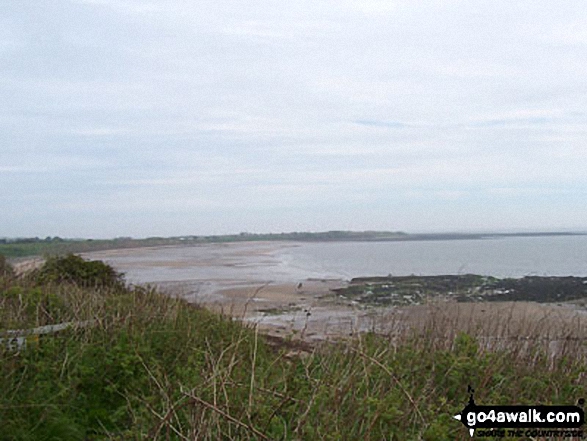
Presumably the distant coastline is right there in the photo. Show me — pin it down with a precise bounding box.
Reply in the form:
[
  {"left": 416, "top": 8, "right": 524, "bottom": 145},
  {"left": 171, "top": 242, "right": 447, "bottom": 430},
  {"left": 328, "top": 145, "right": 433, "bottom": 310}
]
[{"left": 2, "top": 230, "right": 586, "bottom": 259}]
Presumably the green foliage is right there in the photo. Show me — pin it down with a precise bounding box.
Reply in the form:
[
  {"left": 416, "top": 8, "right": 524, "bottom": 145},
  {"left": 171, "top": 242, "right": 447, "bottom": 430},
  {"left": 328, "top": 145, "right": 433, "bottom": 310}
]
[
  {"left": 0, "top": 237, "right": 183, "bottom": 258},
  {"left": 0, "top": 285, "right": 67, "bottom": 328},
  {"left": 34, "top": 254, "right": 124, "bottom": 288},
  {"left": 1, "top": 273, "right": 586, "bottom": 440},
  {"left": 0, "top": 231, "right": 408, "bottom": 258},
  {"left": 0, "top": 254, "right": 14, "bottom": 279}
]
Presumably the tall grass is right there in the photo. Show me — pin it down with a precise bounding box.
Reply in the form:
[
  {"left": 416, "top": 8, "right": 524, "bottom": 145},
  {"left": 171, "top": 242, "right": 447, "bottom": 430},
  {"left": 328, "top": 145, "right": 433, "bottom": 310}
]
[{"left": 0, "top": 257, "right": 585, "bottom": 440}]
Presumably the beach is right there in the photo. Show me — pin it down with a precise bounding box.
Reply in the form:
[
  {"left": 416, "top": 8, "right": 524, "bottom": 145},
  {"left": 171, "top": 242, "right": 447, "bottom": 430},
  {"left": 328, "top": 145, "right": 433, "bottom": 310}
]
[{"left": 79, "top": 242, "right": 587, "bottom": 349}]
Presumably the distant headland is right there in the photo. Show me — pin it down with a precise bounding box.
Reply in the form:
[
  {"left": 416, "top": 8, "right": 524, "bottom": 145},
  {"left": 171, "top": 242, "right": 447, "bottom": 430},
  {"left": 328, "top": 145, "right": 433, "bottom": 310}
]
[{"left": 2, "top": 230, "right": 586, "bottom": 259}]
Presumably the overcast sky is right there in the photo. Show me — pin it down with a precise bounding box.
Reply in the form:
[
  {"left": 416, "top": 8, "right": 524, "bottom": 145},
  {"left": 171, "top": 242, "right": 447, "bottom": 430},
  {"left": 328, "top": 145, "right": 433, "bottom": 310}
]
[{"left": 1, "top": 0, "right": 586, "bottom": 238}]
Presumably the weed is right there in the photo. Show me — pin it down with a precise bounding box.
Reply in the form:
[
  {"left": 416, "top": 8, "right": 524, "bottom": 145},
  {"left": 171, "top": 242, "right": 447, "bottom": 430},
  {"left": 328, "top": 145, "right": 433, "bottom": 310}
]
[{"left": 0, "top": 257, "right": 585, "bottom": 440}]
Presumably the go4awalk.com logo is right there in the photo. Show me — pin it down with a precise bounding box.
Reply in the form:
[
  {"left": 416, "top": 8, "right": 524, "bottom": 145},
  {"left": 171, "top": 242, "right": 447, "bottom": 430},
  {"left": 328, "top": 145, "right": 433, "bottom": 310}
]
[{"left": 454, "top": 386, "right": 585, "bottom": 438}]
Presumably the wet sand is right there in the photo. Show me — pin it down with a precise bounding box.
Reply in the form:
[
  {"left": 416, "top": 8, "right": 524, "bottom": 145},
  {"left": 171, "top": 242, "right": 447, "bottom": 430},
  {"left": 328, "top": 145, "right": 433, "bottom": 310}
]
[
  {"left": 227, "top": 284, "right": 587, "bottom": 346},
  {"left": 81, "top": 243, "right": 587, "bottom": 345}
]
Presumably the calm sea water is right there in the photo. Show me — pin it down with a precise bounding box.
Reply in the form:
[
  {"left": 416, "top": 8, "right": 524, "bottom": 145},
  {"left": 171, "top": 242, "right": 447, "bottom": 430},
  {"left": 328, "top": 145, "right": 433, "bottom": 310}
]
[
  {"left": 280, "top": 235, "right": 587, "bottom": 279},
  {"left": 91, "top": 236, "right": 587, "bottom": 289}
]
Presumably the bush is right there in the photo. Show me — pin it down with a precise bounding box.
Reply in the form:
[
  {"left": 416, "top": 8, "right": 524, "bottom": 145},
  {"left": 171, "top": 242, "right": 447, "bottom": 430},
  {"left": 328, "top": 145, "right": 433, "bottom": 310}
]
[
  {"left": 0, "top": 254, "right": 14, "bottom": 279},
  {"left": 2, "top": 268, "right": 586, "bottom": 440},
  {"left": 34, "top": 254, "right": 125, "bottom": 288}
]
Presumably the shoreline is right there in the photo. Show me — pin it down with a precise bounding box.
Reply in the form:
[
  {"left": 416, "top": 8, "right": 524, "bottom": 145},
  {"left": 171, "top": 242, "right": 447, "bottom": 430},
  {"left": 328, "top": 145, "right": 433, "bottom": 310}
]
[
  {"left": 21, "top": 242, "right": 586, "bottom": 343},
  {"left": 200, "top": 281, "right": 587, "bottom": 343}
]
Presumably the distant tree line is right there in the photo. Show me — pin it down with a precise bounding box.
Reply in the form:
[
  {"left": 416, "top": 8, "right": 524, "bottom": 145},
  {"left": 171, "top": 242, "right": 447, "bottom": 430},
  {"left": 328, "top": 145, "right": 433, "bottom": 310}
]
[{"left": 0, "top": 237, "right": 65, "bottom": 244}]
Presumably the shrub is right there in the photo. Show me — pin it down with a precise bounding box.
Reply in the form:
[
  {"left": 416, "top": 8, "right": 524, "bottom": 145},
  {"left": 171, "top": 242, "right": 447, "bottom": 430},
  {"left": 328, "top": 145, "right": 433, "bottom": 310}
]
[
  {"left": 34, "top": 254, "right": 125, "bottom": 288},
  {"left": 0, "top": 254, "right": 14, "bottom": 279}
]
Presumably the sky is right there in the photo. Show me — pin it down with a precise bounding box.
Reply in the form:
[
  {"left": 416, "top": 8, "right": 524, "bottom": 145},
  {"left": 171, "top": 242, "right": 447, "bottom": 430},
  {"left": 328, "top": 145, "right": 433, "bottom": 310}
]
[{"left": 1, "top": 0, "right": 587, "bottom": 238}]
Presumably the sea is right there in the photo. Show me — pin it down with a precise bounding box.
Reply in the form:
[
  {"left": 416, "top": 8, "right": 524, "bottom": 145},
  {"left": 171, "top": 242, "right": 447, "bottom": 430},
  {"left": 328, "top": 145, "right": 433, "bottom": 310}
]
[
  {"left": 89, "top": 235, "right": 587, "bottom": 290},
  {"left": 279, "top": 235, "right": 587, "bottom": 279}
]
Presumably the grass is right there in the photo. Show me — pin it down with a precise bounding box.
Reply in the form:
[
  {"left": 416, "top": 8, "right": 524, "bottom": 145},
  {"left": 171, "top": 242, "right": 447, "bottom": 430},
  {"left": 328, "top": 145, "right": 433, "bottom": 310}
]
[
  {"left": 0, "top": 238, "right": 188, "bottom": 259},
  {"left": 0, "top": 256, "right": 586, "bottom": 440}
]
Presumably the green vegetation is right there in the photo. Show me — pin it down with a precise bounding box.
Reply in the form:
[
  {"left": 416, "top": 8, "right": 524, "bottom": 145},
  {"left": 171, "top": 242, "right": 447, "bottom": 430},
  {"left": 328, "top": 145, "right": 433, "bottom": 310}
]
[
  {"left": 0, "top": 254, "right": 14, "bottom": 278},
  {"left": 1, "top": 256, "right": 585, "bottom": 440},
  {"left": 0, "top": 237, "right": 188, "bottom": 259},
  {"left": 33, "top": 254, "right": 125, "bottom": 289},
  {"left": 0, "top": 232, "right": 408, "bottom": 259},
  {"left": 2, "top": 230, "right": 584, "bottom": 259}
]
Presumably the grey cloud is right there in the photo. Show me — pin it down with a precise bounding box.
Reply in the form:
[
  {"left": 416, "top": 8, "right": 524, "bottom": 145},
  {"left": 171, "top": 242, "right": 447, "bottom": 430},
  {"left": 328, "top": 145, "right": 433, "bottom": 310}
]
[{"left": 1, "top": 0, "right": 587, "bottom": 237}]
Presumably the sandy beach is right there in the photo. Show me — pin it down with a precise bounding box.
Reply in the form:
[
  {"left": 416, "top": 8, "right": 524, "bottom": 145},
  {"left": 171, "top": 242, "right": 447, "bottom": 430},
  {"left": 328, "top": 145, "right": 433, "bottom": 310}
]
[{"left": 76, "top": 243, "right": 587, "bottom": 350}]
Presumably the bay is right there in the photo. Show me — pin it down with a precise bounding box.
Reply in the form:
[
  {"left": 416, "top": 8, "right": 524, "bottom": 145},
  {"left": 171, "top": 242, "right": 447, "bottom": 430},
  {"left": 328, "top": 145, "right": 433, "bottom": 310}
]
[
  {"left": 279, "top": 235, "right": 587, "bottom": 279},
  {"left": 89, "top": 235, "right": 587, "bottom": 289}
]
